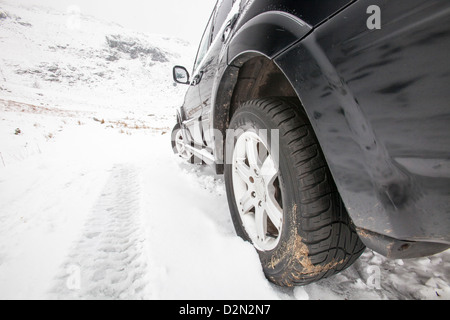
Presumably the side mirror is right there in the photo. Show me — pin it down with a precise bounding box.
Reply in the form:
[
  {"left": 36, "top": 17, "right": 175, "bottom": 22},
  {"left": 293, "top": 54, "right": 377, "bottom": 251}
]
[{"left": 173, "top": 66, "right": 190, "bottom": 85}]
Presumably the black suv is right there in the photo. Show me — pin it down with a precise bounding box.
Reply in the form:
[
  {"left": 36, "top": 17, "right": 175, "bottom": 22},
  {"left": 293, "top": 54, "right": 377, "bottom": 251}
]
[{"left": 171, "top": 0, "right": 450, "bottom": 286}]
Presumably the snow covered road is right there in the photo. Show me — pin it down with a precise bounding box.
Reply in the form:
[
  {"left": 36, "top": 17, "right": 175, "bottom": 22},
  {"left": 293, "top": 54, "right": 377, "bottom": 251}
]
[
  {"left": 51, "top": 164, "right": 152, "bottom": 299},
  {"left": 0, "top": 115, "right": 281, "bottom": 299}
]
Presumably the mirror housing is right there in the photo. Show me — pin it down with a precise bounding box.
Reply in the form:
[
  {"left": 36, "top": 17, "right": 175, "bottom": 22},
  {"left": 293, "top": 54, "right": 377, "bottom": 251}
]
[{"left": 173, "top": 66, "right": 190, "bottom": 85}]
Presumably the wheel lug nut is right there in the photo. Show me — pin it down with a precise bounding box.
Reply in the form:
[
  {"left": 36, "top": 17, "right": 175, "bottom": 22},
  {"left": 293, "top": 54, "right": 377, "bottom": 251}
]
[{"left": 251, "top": 191, "right": 256, "bottom": 198}]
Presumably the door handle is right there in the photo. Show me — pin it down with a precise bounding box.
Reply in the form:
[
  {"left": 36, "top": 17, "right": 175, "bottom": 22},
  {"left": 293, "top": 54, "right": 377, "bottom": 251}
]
[
  {"left": 191, "top": 71, "right": 204, "bottom": 86},
  {"left": 222, "top": 13, "right": 240, "bottom": 42}
]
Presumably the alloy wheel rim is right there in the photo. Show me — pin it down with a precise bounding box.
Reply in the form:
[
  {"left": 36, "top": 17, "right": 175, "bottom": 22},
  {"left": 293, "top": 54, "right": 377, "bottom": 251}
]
[{"left": 232, "top": 131, "right": 284, "bottom": 251}]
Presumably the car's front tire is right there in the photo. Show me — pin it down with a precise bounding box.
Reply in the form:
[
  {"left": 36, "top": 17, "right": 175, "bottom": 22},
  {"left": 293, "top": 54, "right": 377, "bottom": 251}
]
[{"left": 224, "top": 98, "right": 365, "bottom": 286}]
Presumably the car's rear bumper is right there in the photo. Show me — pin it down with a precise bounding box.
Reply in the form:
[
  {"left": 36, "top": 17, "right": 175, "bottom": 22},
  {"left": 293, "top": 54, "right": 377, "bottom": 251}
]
[{"left": 356, "top": 228, "right": 449, "bottom": 259}]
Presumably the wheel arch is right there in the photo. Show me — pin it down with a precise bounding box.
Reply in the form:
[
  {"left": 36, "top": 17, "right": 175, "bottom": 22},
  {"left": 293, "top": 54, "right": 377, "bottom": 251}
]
[
  {"left": 210, "top": 11, "right": 312, "bottom": 174},
  {"left": 211, "top": 52, "right": 306, "bottom": 174}
]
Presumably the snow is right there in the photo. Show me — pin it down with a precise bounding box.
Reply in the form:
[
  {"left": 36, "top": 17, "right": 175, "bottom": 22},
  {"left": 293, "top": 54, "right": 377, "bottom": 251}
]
[{"left": 0, "top": 1, "right": 449, "bottom": 300}]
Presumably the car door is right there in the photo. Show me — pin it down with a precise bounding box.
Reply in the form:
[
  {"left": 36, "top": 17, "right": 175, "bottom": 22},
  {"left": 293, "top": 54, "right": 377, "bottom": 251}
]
[
  {"left": 183, "top": 8, "right": 215, "bottom": 146},
  {"left": 197, "top": 0, "right": 236, "bottom": 148}
]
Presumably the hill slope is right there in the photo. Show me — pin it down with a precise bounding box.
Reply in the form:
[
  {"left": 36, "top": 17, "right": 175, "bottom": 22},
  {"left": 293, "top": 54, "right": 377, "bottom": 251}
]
[{"left": 0, "top": 1, "right": 194, "bottom": 113}]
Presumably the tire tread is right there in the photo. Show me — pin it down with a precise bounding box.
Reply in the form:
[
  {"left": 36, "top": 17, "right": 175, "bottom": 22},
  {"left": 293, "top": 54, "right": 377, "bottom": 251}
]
[{"left": 239, "top": 98, "right": 365, "bottom": 286}]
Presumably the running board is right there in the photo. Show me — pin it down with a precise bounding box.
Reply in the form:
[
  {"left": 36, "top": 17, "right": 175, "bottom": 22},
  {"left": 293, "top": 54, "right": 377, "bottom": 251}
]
[{"left": 184, "top": 144, "right": 216, "bottom": 165}]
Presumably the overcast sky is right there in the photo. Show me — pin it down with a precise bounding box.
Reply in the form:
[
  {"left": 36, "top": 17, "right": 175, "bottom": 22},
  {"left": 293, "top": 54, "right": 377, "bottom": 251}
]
[{"left": 7, "top": 0, "right": 217, "bottom": 44}]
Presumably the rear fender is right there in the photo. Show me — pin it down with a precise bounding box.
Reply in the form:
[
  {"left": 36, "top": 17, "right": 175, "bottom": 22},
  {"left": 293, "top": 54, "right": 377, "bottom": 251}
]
[{"left": 227, "top": 11, "right": 312, "bottom": 65}]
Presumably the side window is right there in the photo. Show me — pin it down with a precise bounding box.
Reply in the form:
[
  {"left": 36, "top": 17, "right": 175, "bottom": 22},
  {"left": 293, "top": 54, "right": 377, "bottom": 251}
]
[
  {"left": 193, "top": 10, "right": 215, "bottom": 71},
  {"left": 212, "top": 0, "right": 234, "bottom": 41}
]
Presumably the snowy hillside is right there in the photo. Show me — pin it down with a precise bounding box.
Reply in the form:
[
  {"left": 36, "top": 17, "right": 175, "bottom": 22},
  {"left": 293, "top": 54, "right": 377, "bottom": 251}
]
[
  {"left": 0, "top": 2, "right": 449, "bottom": 300},
  {"left": 0, "top": 2, "right": 193, "bottom": 111},
  {"left": 0, "top": 1, "right": 195, "bottom": 166}
]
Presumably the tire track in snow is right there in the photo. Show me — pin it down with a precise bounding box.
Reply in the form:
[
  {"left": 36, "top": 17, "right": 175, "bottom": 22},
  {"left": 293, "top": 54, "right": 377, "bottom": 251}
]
[{"left": 49, "top": 164, "right": 152, "bottom": 299}]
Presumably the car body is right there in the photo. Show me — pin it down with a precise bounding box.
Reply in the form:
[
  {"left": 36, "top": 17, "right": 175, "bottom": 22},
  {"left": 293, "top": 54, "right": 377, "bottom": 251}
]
[{"left": 172, "top": 0, "right": 450, "bottom": 271}]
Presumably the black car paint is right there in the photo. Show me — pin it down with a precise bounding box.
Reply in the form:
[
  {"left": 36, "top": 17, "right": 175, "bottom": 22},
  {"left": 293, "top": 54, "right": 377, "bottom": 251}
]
[{"left": 176, "top": 0, "right": 450, "bottom": 258}]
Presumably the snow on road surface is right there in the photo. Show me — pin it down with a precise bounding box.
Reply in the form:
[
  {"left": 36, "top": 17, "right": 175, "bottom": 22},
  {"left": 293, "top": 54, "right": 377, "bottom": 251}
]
[
  {"left": 0, "top": 1, "right": 449, "bottom": 300},
  {"left": 0, "top": 116, "right": 281, "bottom": 300}
]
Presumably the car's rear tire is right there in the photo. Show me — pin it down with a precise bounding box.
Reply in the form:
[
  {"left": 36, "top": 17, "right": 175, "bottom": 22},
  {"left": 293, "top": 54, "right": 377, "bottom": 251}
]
[{"left": 224, "top": 97, "right": 365, "bottom": 286}]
